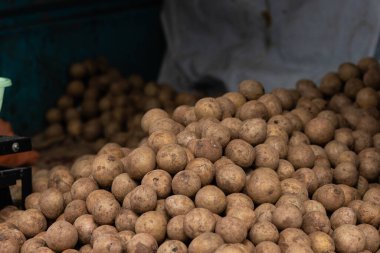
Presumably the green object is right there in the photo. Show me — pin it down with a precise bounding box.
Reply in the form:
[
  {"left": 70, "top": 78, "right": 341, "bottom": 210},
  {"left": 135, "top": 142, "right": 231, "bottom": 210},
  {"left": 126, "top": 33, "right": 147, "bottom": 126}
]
[{"left": 0, "top": 77, "right": 12, "bottom": 112}]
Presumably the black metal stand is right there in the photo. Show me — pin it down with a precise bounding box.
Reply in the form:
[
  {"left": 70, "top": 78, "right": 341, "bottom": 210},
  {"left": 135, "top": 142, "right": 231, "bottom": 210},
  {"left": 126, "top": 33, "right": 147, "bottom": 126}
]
[{"left": 0, "top": 136, "right": 32, "bottom": 209}]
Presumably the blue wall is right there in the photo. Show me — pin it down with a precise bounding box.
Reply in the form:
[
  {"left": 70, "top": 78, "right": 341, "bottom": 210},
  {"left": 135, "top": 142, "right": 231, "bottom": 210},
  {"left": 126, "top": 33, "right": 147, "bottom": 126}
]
[{"left": 0, "top": 0, "right": 165, "bottom": 135}]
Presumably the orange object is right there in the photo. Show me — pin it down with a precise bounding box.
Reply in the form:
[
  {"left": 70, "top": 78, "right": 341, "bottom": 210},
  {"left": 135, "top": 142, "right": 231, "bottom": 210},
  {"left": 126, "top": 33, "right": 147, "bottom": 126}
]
[{"left": 0, "top": 119, "right": 39, "bottom": 167}]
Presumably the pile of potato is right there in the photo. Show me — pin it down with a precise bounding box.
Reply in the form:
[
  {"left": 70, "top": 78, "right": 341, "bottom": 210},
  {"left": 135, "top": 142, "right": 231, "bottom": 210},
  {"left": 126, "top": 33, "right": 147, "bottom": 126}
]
[
  {"left": 1, "top": 56, "right": 380, "bottom": 253},
  {"left": 44, "top": 58, "right": 199, "bottom": 149}
]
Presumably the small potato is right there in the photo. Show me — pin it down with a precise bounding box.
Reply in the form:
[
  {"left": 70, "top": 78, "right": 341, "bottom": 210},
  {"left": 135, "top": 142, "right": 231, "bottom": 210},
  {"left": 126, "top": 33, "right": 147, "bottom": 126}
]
[
  {"left": 303, "top": 200, "right": 326, "bottom": 215},
  {"left": 157, "top": 240, "right": 187, "bottom": 253},
  {"left": 118, "top": 230, "right": 135, "bottom": 251},
  {"left": 91, "top": 154, "right": 123, "bottom": 188},
  {"left": 172, "top": 170, "right": 201, "bottom": 198},
  {"left": 239, "top": 80, "right": 264, "bottom": 100},
  {"left": 202, "top": 122, "right": 231, "bottom": 147},
  {"left": 135, "top": 211, "right": 167, "bottom": 243},
  {"left": 337, "top": 150, "right": 358, "bottom": 166},
  {"left": 91, "top": 225, "right": 118, "bottom": 245},
  {"left": 215, "top": 216, "right": 247, "bottom": 243},
  {"left": 92, "top": 234, "right": 122, "bottom": 253},
  {"left": 289, "top": 131, "right": 310, "bottom": 146},
  {"left": 86, "top": 190, "right": 120, "bottom": 225},
  {"left": 13, "top": 209, "right": 46, "bottom": 238},
  {"left": 39, "top": 188, "right": 64, "bottom": 220},
  {"left": 216, "top": 96, "right": 236, "bottom": 119},
  {"left": 48, "top": 168, "right": 74, "bottom": 193},
  {"left": 74, "top": 214, "right": 98, "bottom": 244},
  {"left": 194, "top": 97, "right": 223, "bottom": 120},
  {"left": 226, "top": 193, "right": 254, "bottom": 211},
  {"left": 25, "top": 192, "right": 41, "bottom": 210},
  {"left": 165, "top": 194, "right": 195, "bottom": 217},
  {"left": 177, "top": 130, "right": 198, "bottom": 147},
  {"left": 285, "top": 245, "right": 314, "bottom": 253},
  {"left": 265, "top": 136, "right": 288, "bottom": 159},
  {"left": 188, "top": 232, "right": 224, "bottom": 253},
  {"left": 280, "top": 178, "right": 309, "bottom": 202},
  {"left": 216, "top": 163, "right": 246, "bottom": 194},
  {"left": 305, "top": 117, "right": 335, "bottom": 145},
  {"left": 183, "top": 208, "right": 216, "bottom": 238},
  {"left": 129, "top": 185, "right": 157, "bottom": 214},
  {"left": 148, "top": 130, "right": 177, "bottom": 152},
  {"left": 71, "top": 178, "right": 99, "bottom": 201},
  {"left": 278, "top": 228, "right": 311, "bottom": 252},
  {"left": 46, "top": 220, "right": 78, "bottom": 252},
  {"left": 277, "top": 159, "right": 295, "bottom": 180},
  {"left": 302, "top": 211, "right": 331, "bottom": 234},
  {"left": 356, "top": 87, "right": 379, "bottom": 109},
  {"left": 64, "top": 199, "right": 88, "bottom": 224},
  {"left": 115, "top": 209, "right": 138, "bottom": 232},
  {"left": 363, "top": 187, "right": 380, "bottom": 205},
  {"left": 256, "top": 241, "right": 281, "bottom": 253},
  {"left": 79, "top": 244, "right": 92, "bottom": 253},
  {"left": 292, "top": 168, "right": 318, "bottom": 194},
  {"left": 98, "top": 143, "right": 125, "bottom": 159},
  {"left": 141, "top": 169, "right": 172, "bottom": 199},
  {"left": 238, "top": 100, "right": 268, "bottom": 121},
  {"left": 226, "top": 206, "right": 256, "bottom": 229},
  {"left": 309, "top": 231, "right": 335, "bottom": 253},
  {"left": 249, "top": 221, "right": 279, "bottom": 245},
  {"left": 187, "top": 138, "right": 223, "bottom": 162},
  {"left": 344, "top": 78, "right": 365, "bottom": 99},
  {"left": 312, "top": 165, "right": 333, "bottom": 187},
  {"left": 246, "top": 168, "right": 281, "bottom": 204},
  {"left": 287, "top": 144, "right": 315, "bottom": 169},
  {"left": 239, "top": 118, "right": 267, "bottom": 145},
  {"left": 70, "top": 155, "right": 94, "bottom": 179},
  {"left": 167, "top": 215, "right": 188, "bottom": 242},
  {"left": 267, "top": 123, "right": 289, "bottom": 143},
  {"left": 185, "top": 158, "right": 215, "bottom": 186},
  {"left": 225, "top": 139, "right": 255, "bottom": 168},
  {"left": 276, "top": 194, "right": 305, "bottom": 214},
  {"left": 319, "top": 72, "right": 342, "bottom": 96},
  {"left": 338, "top": 184, "right": 360, "bottom": 206},
  {"left": 221, "top": 117, "right": 243, "bottom": 139},
  {"left": 333, "top": 162, "right": 358, "bottom": 187},
  {"left": 125, "top": 146, "right": 156, "bottom": 180},
  {"left": 357, "top": 201, "right": 380, "bottom": 227},
  {"left": 141, "top": 108, "right": 170, "bottom": 132},
  {"left": 357, "top": 224, "right": 380, "bottom": 252},
  {"left": 258, "top": 94, "right": 283, "bottom": 117},
  {"left": 20, "top": 238, "right": 47, "bottom": 253},
  {"left": 330, "top": 207, "right": 357, "bottom": 229},
  {"left": 272, "top": 204, "right": 303, "bottom": 230},
  {"left": 333, "top": 224, "right": 366, "bottom": 253},
  {"left": 111, "top": 173, "right": 137, "bottom": 202},
  {"left": 255, "top": 203, "right": 276, "bottom": 223},
  {"left": 255, "top": 144, "right": 280, "bottom": 169},
  {"left": 126, "top": 233, "right": 158, "bottom": 253},
  {"left": 312, "top": 184, "right": 345, "bottom": 212},
  {"left": 157, "top": 144, "right": 188, "bottom": 174},
  {"left": 195, "top": 185, "right": 227, "bottom": 214}
]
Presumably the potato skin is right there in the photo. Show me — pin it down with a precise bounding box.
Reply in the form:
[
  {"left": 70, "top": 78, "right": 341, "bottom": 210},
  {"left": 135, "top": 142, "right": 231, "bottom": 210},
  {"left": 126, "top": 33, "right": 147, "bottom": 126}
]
[
  {"left": 165, "top": 194, "right": 195, "bottom": 217},
  {"left": 91, "top": 154, "right": 123, "bottom": 188},
  {"left": 141, "top": 169, "right": 172, "bottom": 199},
  {"left": 249, "top": 221, "right": 279, "bottom": 245},
  {"left": 225, "top": 139, "right": 255, "bottom": 168},
  {"left": 195, "top": 185, "right": 227, "bottom": 214},
  {"left": 135, "top": 211, "right": 167, "bottom": 243},
  {"left": 312, "top": 184, "right": 345, "bottom": 212},
  {"left": 157, "top": 144, "right": 188, "bottom": 174},
  {"left": 246, "top": 168, "right": 281, "bottom": 204},
  {"left": 185, "top": 158, "right": 215, "bottom": 186},
  {"left": 39, "top": 188, "right": 64, "bottom": 220},
  {"left": 287, "top": 144, "right": 315, "bottom": 169},
  {"left": 183, "top": 208, "right": 216, "bottom": 239},
  {"left": 272, "top": 204, "right": 303, "bottom": 230},
  {"left": 309, "top": 231, "right": 335, "bottom": 253},
  {"left": 157, "top": 240, "right": 187, "bottom": 253},
  {"left": 333, "top": 224, "right": 366, "bottom": 253},
  {"left": 129, "top": 185, "right": 157, "bottom": 214},
  {"left": 172, "top": 170, "right": 201, "bottom": 198},
  {"left": 17, "top": 209, "right": 47, "bottom": 238},
  {"left": 46, "top": 220, "right": 78, "bottom": 252},
  {"left": 125, "top": 146, "right": 156, "bottom": 180},
  {"left": 215, "top": 216, "right": 247, "bottom": 243}
]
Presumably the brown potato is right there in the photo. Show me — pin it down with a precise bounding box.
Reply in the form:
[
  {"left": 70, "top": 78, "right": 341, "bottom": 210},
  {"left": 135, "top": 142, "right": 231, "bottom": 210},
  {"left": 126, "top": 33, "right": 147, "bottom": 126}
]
[
  {"left": 239, "top": 118, "right": 267, "bottom": 145},
  {"left": 46, "top": 220, "right": 78, "bottom": 252},
  {"left": 176, "top": 130, "right": 198, "bottom": 147},
  {"left": 71, "top": 178, "right": 98, "bottom": 201},
  {"left": 265, "top": 136, "right": 288, "bottom": 159},
  {"left": 157, "top": 240, "right": 187, "bottom": 253},
  {"left": 91, "top": 154, "right": 123, "bottom": 188},
  {"left": 272, "top": 204, "right": 303, "bottom": 230},
  {"left": 338, "top": 184, "right": 360, "bottom": 206},
  {"left": 141, "top": 108, "right": 170, "bottom": 132},
  {"left": 188, "top": 232, "right": 224, "bottom": 253},
  {"left": 92, "top": 234, "right": 122, "bottom": 253},
  {"left": 39, "top": 188, "right": 64, "bottom": 220},
  {"left": 277, "top": 159, "right": 295, "bottom": 180},
  {"left": 86, "top": 190, "right": 120, "bottom": 225},
  {"left": 216, "top": 163, "right": 246, "bottom": 194},
  {"left": 330, "top": 207, "right": 357, "bottom": 229},
  {"left": 165, "top": 194, "right": 195, "bottom": 217},
  {"left": 172, "top": 170, "right": 201, "bottom": 198},
  {"left": 238, "top": 100, "right": 268, "bottom": 121},
  {"left": 320, "top": 72, "right": 342, "bottom": 96},
  {"left": 325, "top": 140, "right": 349, "bottom": 167},
  {"left": 255, "top": 241, "right": 281, "bottom": 253},
  {"left": 111, "top": 173, "right": 137, "bottom": 202},
  {"left": 194, "top": 97, "right": 223, "bottom": 120},
  {"left": 64, "top": 200, "right": 88, "bottom": 224},
  {"left": 126, "top": 233, "right": 158, "bottom": 253},
  {"left": 289, "top": 131, "right": 310, "bottom": 146},
  {"left": 115, "top": 208, "right": 137, "bottom": 232},
  {"left": 118, "top": 230, "right": 134, "bottom": 251},
  {"left": 98, "top": 143, "right": 125, "bottom": 159},
  {"left": 357, "top": 224, "right": 380, "bottom": 252},
  {"left": 246, "top": 168, "right": 281, "bottom": 204},
  {"left": 48, "top": 169, "right": 74, "bottom": 193},
  {"left": 202, "top": 122, "right": 231, "bottom": 147},
  {"left": 70, "top": 155, "right": 94, "bottom": 180},
  {"left": 141, "top": 169, "right": 172, "bottom": 199},
  {"left": 183, "top": 208, "right": 216, "bottom": 238},
  {"left": 255, "top": 144, "right": 280, "bottom": 169},
  {"left": 278, "top": 228, "right": 311, "bottom": 252},
  {"left": 74, "top": 214, "right": 98, "bottom": 244},
  {"left": 185, "top": 158, "right": 215, "bottom": 186},
  {"left": 258, "top": 94, "right": 283, "bottom": 117},
  {"left": 135, "top": 211, "right": 167, "bottom": 243},
  {"left": 20, "top": 238, "right": 48, "bottom": 253},
  {"left": 305, "top": 117, "right": 335, "bottom": 145},
  {"left": 254, "top": 203, "right": 275, "bottom": 223},
  {"left": 303, "top": 200, "right": 326, "bottom": 215},
  {"left": 313, "top": 165, "right": 333, "bottom": 186},
  {"left": 357, "top": 201, "right": 380, "bottom": 227},
  {"left": 195, "top": 185, "right": 227, "bottom": 214},
  {"left": 223, "top": 92, "right": 247, "bottom": 109},
  {"left": 356, "top": 87, "right": 379, "bottom": 109},
  {"left": 226, "top": 193, "right": 254, "bottom": 211},
  {"left": 333, "top": 162, "right": 358, "bottom": 186},
  {"left": 239, "top": 80, "right": 264, "bottom": 100},
  {"left": 280, "top": 178, "right": 309, "bottom": 201},
  {"left": 287, "top": 144, "right": 315, "bottom": 169},
  {"left": 292, "top": 168, "right": 319, "bottom": 194},
  {"left": 363, "top": 187, "right": 380, "bottom": 205},
  {"left": 225, "top": 139, "right": 255, "bottom": 168},
  {"left": 312, "top": 184, "right": 345, "bottom": 212},
  {"left": 157, "top": 144, "right": 188, "bottom": 174},
  {"left": 124, "top": 146, "right": 156, "bottom": 180},
  {"left": 226, "top": 206, "right": 256, "bottom": 230},
  {"left": 249, "top": 221, "right": 279, "bottom": 245},
  {"left": 187, "top": 138, "right": 223, "bottom": 162},
  {"left": 25, "top": 192, "right": 41, "bottom": 210},
  {"left": 221, "top": 117, "right": 243, "bottom": 139},
  {"left": 148, "top": 130, "right": 177, "bottom": 152},
  {"left": 167, "top": 215, "right": 188, "bottom": 242},
  {"left": 129, "top": 185, "right": 157, "bottom": 214},
  {"left": 333, "top": 224, "right": 366, "bottom": 253},
  {"left": 276, "top": 194, "right": 305, "bottom": 214},
  {"left": 309, "top": 231, "right": 335, "bottom": 253},
  {"left": 215, "top": 216, "right": 247, "bottom": 243}
]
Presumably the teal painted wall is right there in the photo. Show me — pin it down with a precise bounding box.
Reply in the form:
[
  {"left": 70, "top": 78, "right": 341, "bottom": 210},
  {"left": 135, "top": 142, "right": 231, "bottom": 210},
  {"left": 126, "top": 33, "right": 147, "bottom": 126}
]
[{"left": 0, "top": 0, "right": 165, "bottom": 135}]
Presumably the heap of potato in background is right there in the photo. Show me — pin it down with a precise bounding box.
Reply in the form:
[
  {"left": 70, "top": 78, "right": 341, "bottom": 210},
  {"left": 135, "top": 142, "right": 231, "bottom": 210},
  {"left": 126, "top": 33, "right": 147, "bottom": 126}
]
[
  {"left": 1, "top": 56, "right": 380, "bottom": 253},
  {"left": 44, "top": 58, "right": 199, "bottom": 149}
]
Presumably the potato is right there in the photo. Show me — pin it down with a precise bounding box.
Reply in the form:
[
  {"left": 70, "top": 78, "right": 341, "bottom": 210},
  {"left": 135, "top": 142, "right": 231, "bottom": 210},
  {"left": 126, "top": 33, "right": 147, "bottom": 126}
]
[
  {"left": 39, "top": 188, "right": 64, "bottom": 220},
  {"left": 333, "top": 162, "right": 358, "bottom": 187},
  {"left": 284, "top": 245, "right": 314, "bottom": 253},
  {"left": 172, "top": 105, "right": 196, "bottom": 126},
  {"left": 74, "top": 214, "right": 98, "bottom": 244},
  {"left": 129, "top": 185, "right": 157, "bottom": 214},
  {"left": 255, "top": 241, "right": 281, "bottom": 253},
  {"left": 238, "top": 118, "right": 267, "bottom": 146},
  {"left": 363, "top": 187, "right": 380, "bottom": 205},
  {"left": 24, "top": 192, "right": 41, "bottom": 210},
  {"left": 238, "top": 80, "right": 264, "bottom": 100},
  {"left": 202, "top": 122, "right": 231, "bottom": 147},
  {"left": 70, "top": 155, "right": 94, "bottom": 179},
  {"left": 135, "top": 211, "right": 167, "bottom": 243},
  {"left": 225, "top": 139, "right": 255, "bottom": 168},
  {"left": 141, "top": 169, "right": 172, "bottom": 199},
  {"left": 176, "top": 130, "right": 198, "bottom": 147},
  {"left": 238, "top": 100, "right": 268, "bottom": 121},
  {"left": 91, "top": 154, "right": 123, "bottom": 188},
  {"left": 187, "top": 138, "right": 223, "bottom": 162},
  {"left": 157, "top": 144, "right": 188, "bottom": 174},
  {"left": 226, "top": 206, "right": 256, "bottom": 230},
  {"left": 188, "top": 232, "right": 224, "bottom": 253},
  {"left": 157, "top": 240, "right": 187, "bottom": 253},
  {"left": 48, "top": 169, "right": 74, "bottom": 193},
  {"left": 356, "top": 87, "right": 379, "bottom": 109},
  {"left": 320, "top": 72, "right": 342, "bottom": 96},
  {"left": 165, "top": 194, "right": 194, "bottom": 217},
  {"left": 195, "top": 185, "right": 226, "bottom": 214},
  {"left": 91, "top": 225, "right": 118, "bottom": 245},
  {"left": 167, "top": 215, "right": 188, "bottom": 242},
  {"left": 265, "top": 136, "right": 288, "bottom": 159},
  {"left": 215, "top": 163, "right": 245, "bottom": 194},
  {"left": 312, "top": 165, "right": 333, "bottom": 186},
  {"left": 280, "top": 178, "right": 309, "bottom": 201},
  {"left": 98, "top": 143, "right": 125, "bottom": 159},
  {"left": 302, "top": 211, "right": 331, "bottom": 235},
  {"left": 276, "top": 194, "right": 305, "bottom": 214},
  {"left": 267, "top": 123, "right": 289, "bottom": 143},
  {"left": 305, "top": 117, "right": 335, "bottom": 145},
  {"left": 226, "top": 193, "right": 254, "bottom": 211},
  {"left": 86, "top": 189, "right": 120, "bottom": 225},
  {"left": 125, "top": 146, "right": 156, "bottom": 180},
  {"left": 292, "top": 168, "right": 318, "bottom": 194},
  {"left": 92, "top": 234, "right": 122, "bottom": 253},
  {"left": 287, "top": 144, "right": 315, "bottom": 169},
  {"left": 223, "top": 92, "right": 247, "bottom": 109},
  {"left": 46, "top": 220, "right": 78, "bottom": 252},
  {"left": 357, "top": 201, "right": 380, "bottom": 227},
  {"left": 214, "top": 216, "right": 247, "bottom": 244},
  {"left": 303, "top": 200, "right": 326, "bottom": 215},
  {"left": 0, "top": 226, "right": 26, "bottom": 248},
  {"left": 194, "top": 97, "right": 222, "bottom": 120},
  {"left": 249, "top": 220, "right": 279, "bottom": 245},
  {"left": 255, "top": 144, "right": 280, "bottom": 169},
  {"left": 172, "top": 170, "right": 201, "bottom": 197},
  {"left": 312, "top": 184, "right": 345, "bottom": 212},
  {"left": 79, "top": 244, "right": 92, "bottom": 253},
  {"left": 148, "top": 130, "right": 177, "bottom": 152},
  {"left": 111, "top": 173, "right": 137, "bottom": 202},
  {"left": 126, "top": 233, "right": 158, "bottom": 253},
  {"left": 0, "top": 236, "right": 19, "bottom": 253},
  {"left": 183, "top": 208, "right": 216, "bottom": 238},
  {"left": 330, "top": 207, "right": 357, "bottom": 230},
  {"left": 71, "top": 178, "right": 98, "bottom": 201},
  {"left": 118, "top": 230, "right": 134, "bottom": 251},
  {"left": 221, "top": 117, "right": 243, "bottom": 139},
  {"left": 278, "top": 228, "right": 311, "bottom": 252},
  {"left": 337, "top": 150, "right": 358, "bottom": 166},
  {"left": 64, "top": 200, "right": 88, "bottom": 224},
  {"left": 246, "top": 168, "right": 281, "bottom": 204},
  {"left": 353, "top": 130, "right": 373, "bottom": 154},
  {"left": 258, "top": 93, "right": 283, "bottom": 117},
  {"left": 291, "top": 107, "right": 313, "bottom": 127},
  {"left": 357, "top": 224, "right": 380, "bottom": 252},
  {"left": 333, "top": 224, "right": 366, "bottom": 253},
  {"left": 254, "top": 203, "right": 275, "bottom": 223},
  {"left": 277, "top": 159, "right": 295, "bottom": 180},
  {"left": 216, "top": 96, "right": 236, "bottom": 119},
  {"left": 272, "top": 204, "right": 303, "bottom": 230},
  {"left": 344, "top": 78, "right": 365, "bottom": 99},
  {"left": 185, "top": 158, "right": 215, "bottom": 186},
  {"left": 20, "top": 238, "right": 47, "bottom": 253},
  {"left": 289, "top": 131, "right": 310, "bottom": 146},
  {"left": 328, "top": 93, "right": 351, "bottom": 113},
  {"left": 114, "top": 209, "right": 137, "bottom": 232},
  {"left": 337, "top": 184, "right": 360, "bottom": 206},
  {"left": 141, "top": 108, "right": 170, "bottom": 132}
]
